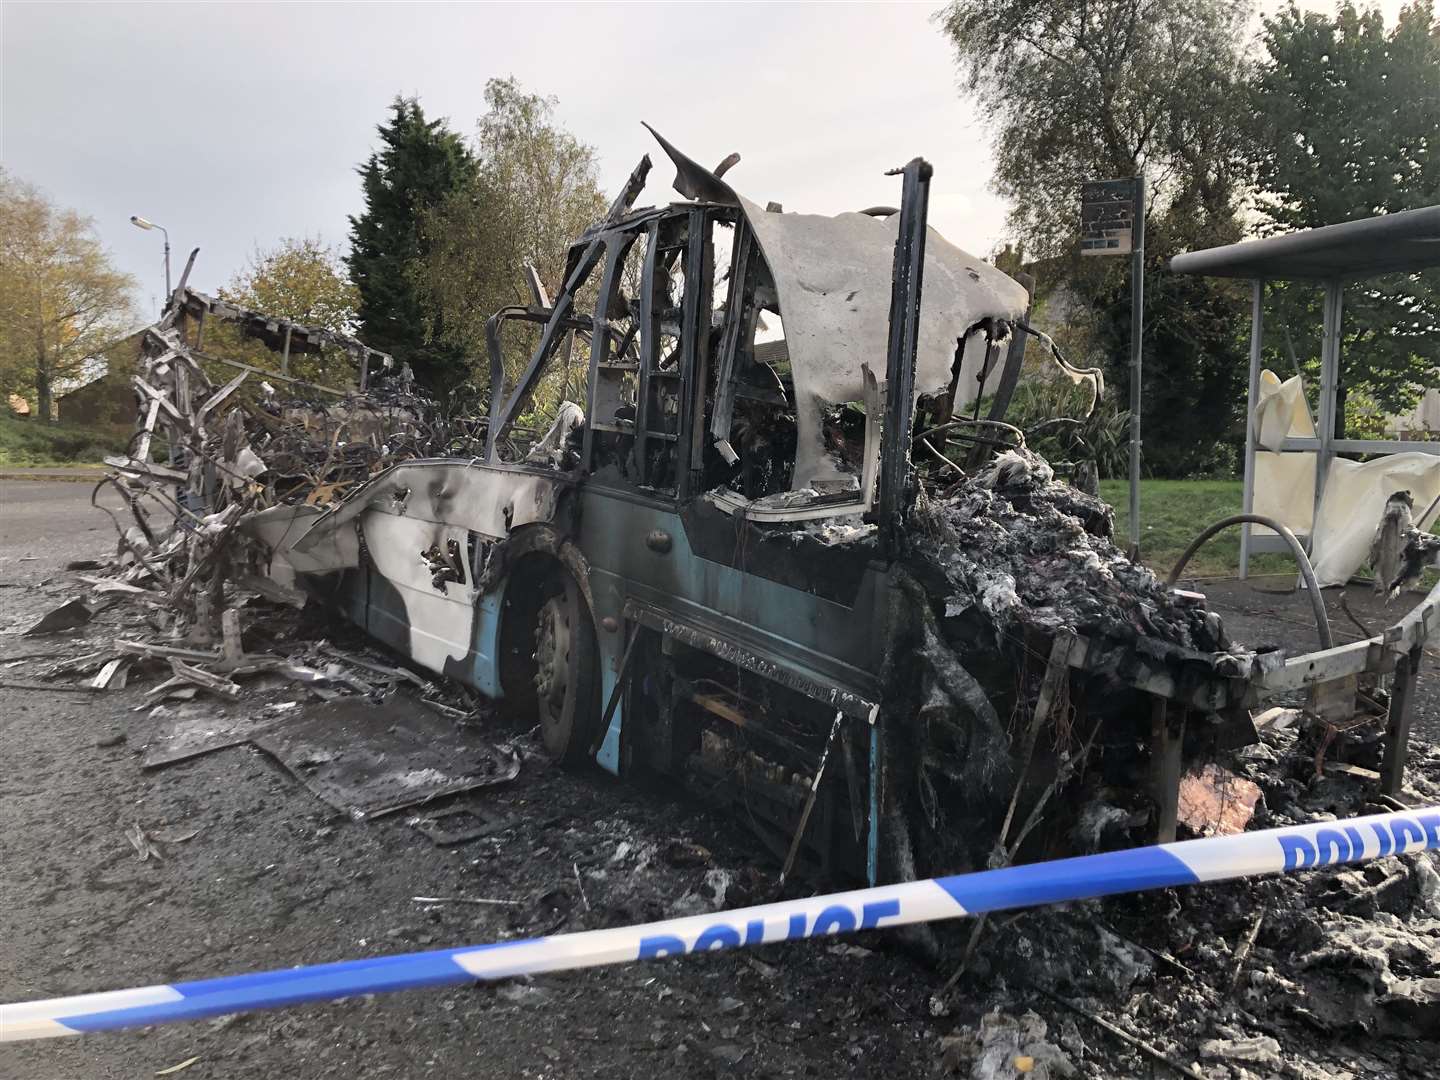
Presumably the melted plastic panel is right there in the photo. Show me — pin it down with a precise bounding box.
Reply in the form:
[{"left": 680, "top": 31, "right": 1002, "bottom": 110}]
[
  {"left": 362, "top": 512, "right": 476, "bottom": 673},
  {"left": 292, "top": 462, "right": 564, "bottom": 555},
  {"left": 738, "top": 197, "right": 1028, "bottom": 487},
  {"left": 244, "top": 504, "right": 360, "bottom": 579}
]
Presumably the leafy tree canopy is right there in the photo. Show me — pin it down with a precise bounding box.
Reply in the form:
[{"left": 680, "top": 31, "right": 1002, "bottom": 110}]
[
  {"left": 937, "top": 0, "right": 1252, "bottom": 258},
  {"left": 222, "top": 236, "right": 358, "bottom": 334},
  {"left": 211, "top": 236, "right": 361, "bottom": 388},
  {"left": 347, "top": 97, "right": 477, "bottom": 396},
  {"left": 1250, "top": 1, "right": 1440, "bottom": 423},
  {"left": 417, "top": 78, "right": 607, "bottom": 417},
  {"left": 937, "top": 0, "right": 1254, "bottom": 476},
  {"left": 0, "top": 170, "right": 136, "bottom": 420}
]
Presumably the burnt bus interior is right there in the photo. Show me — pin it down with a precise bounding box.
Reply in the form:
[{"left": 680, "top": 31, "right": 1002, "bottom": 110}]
[{"left": 486, "top": 201, "right": 870, "bottom": 509}]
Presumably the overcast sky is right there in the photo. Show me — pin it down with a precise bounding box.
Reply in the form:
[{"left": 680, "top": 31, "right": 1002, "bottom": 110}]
[{"left": 1, "top": 1, "right": 1414, "bottom": 321}]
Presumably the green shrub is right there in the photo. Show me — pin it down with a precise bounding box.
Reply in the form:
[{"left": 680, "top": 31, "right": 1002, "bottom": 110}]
[
  {"left": 1002, "top": 378, "right": 1131, "bottom": 481},
  {"left": 0, "top": 413, "right": 129, "bottom": 466}
]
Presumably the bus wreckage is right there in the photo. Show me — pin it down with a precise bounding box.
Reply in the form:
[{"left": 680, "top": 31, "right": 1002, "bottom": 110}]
[{"left": 102, "top": 130, "right": 1438, "bottom": 892}]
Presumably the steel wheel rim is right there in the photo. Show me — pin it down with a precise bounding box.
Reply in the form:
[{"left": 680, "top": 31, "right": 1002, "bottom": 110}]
[{"left": 535, "top": 595, "right": 573, "bottom": 722}]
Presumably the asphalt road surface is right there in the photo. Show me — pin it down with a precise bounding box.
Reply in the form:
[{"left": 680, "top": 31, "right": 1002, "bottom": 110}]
[{"left": 0, "top": 479, "right": 124, "bottom": 561}]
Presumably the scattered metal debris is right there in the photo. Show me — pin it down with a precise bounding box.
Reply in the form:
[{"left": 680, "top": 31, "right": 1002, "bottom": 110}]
[
  {"left": 408, "top": 806, "right": 513, "bottom": 847},
  {"left": 125, "top": 823, "right": 163, "bottom": 862},
  {"left": 23, "top": 598, "right": 93, "bottom": 636},
  {"left": 141, "top": 702, "right": 292, "bottom": 769},
  {"left": 150, "top": 827, "right": 202, "bottom": 844},
  {"left": 154, "top": 1055, "right": 201, "bottom": 1076},
  {"left": 0, "top": 679, "right": 101, "bottom": 694},
  {"left": 251, "top": 697, "right": 519, "bottom": 819},
  {"left": 90, "top": 658, "right": 131, "bottom": 690}
]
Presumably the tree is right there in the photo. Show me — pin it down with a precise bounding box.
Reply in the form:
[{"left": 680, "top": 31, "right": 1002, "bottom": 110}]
[
  {"left": 0, "top": 171, "right": 136, "bottom": 420},
  {"left": 222, "top": 237, "right": 359, "bottom": 334},
  {"left": 348, "top": 97, "right": 477, "bottom": 395},
  {"left": 937, "top": 0, "right": 1252, "bottom": 258},
  {"left": 936, "top": 0, "right": 1255, "bottom": 475},
  {"left": 1250, "top": 1, "right": 1440, "bottom": 427},
  {"left": 211, "top": 237, "right": 361, "bottom": 387},
  {"left": 417, "top": 78, "right": 607, "bottom": 410}
]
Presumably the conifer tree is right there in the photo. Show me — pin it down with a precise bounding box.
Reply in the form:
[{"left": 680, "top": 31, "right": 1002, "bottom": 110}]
[{"left": 347, "top": 97, "right": 476, "bottom": 394}]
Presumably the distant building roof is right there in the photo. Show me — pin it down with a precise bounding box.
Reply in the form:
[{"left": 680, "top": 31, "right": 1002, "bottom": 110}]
[{"left": 57, "top": 328, "right": 147, "bottom": 398}]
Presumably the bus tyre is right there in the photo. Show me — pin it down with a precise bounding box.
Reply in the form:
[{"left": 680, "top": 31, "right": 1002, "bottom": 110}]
[{"left": 532, "top": 571, "right": 600, "bottom": 765}]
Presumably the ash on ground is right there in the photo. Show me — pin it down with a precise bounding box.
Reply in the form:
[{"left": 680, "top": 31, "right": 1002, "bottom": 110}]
[{"left": 935, "top": 724, "right": 1439, "bottom": 1079}]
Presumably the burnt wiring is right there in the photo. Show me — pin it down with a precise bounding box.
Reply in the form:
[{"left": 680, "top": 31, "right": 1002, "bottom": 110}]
[
  {"left": 1167, "top": 513, "right": 1333, "bottom": 650},
  {"left": 1014, "top": 323, "right": 1105, "bottom": 416}
]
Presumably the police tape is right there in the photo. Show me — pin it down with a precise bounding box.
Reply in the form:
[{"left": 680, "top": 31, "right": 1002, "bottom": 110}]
[{"left": 4, "top": 806, "right": 1437, "bottom": 1042}]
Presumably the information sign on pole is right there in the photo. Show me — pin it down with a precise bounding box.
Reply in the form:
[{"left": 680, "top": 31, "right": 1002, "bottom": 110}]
[
  {"left": 1080, "top": 177, "right": 1145, "bottom": 555},
  {"left": 1081, "top": 179, "right": 1138, "bottom": 256}
]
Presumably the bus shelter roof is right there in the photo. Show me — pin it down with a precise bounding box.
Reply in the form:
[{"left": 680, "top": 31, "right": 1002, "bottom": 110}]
[{"left": 1169, "top": 205, "right": 1440, "bottom": 280}]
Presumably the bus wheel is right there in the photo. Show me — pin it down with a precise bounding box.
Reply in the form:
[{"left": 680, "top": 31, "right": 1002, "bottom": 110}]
[{"left": 532, "top": 572, "right": 600, "bottom": 764}]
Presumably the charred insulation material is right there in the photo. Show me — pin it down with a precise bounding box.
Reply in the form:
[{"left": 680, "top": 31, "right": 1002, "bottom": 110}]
[
  {"left": 881, "top": 448, "right": 1260, "bottom": 873},
  {"left": 911, "top": 450, "right": 1246, "bottom": 666}
]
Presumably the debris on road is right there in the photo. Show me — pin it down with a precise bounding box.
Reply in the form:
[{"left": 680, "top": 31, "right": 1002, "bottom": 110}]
[
  {"left": 251, "top": 697, "right": 520, "bottom": 819},
  {"left": 407, "top": 806, "right": 514, "bottom": 847},
  {"left": 0, "top": 679, "right": 101, "bottom": 694},
  {"left": 23, "top": 597, "right": 93, "bottom": 636},
  {"left": 154, "top": 1055, "right": 201, "bottom": 1076},
  {"left": 140, "top": 702, "right": 288, "bottom": 768},
  {"left": 125, "top": 823, "right": 164, "bottom": 861},
  {"left": 940, "top": 1010, "right": 1076, "bottom": 1079},
  {"left": 151, "top": 827, "right": 202, "bottom": 844},
  {"left": 90, "top": 657, "right": 131, "bottom": 690}
]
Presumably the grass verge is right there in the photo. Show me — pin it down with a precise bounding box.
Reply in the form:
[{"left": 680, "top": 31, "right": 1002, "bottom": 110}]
[
  {"left": 1099, "top": 478, "right": 1287, "bottom": 578},
  {"left": 1099, "top": 477, "right": 1438, "bottom": 582},
  {"left": 0, "top": 413, "right": 129, "bottom": 467}
]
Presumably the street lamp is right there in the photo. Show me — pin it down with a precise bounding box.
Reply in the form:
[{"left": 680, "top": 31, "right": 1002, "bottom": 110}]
[{"left": 130, "top": 215, "right": 171, "bottom": 297}]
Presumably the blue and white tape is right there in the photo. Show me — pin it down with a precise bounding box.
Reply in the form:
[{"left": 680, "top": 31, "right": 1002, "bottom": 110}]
[{"left": 5, "top": 807, "right": 1437, "bottom": 1042}]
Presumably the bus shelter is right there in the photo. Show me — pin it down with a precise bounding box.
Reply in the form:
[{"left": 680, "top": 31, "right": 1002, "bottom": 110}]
[{"left": 1170, "top": 205, "right": 1440, "bottom": 580}]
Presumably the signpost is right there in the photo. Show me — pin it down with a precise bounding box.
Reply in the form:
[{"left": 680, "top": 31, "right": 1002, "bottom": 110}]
[{"left": 1081, "top": 177, "right": 1145, "bottom": 557}]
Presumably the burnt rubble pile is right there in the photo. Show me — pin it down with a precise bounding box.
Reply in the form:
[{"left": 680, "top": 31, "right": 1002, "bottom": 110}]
[
  {"left": 937, "top": 731, "right": 1440, "bottom": 1079},
  {"left": 883, "top": 447, "right": 1270, "bottom": 877},
  {"left": 22, "top": 547, "right": 480, "bottom": 719},
  {"left": 242, "top": 377, "right": 454, "bottom": 504},
  {"left": 20, "top": 290, "right": 475, "bottom": 709},
  {"left": 89, "top": 290, "right": 457, "bottom": 650},
  {"left": 912, "top": 449, "right": 1242, "bottom": 666}
]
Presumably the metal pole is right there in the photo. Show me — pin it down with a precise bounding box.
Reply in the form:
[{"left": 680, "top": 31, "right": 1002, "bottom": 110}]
[
  {"left": 1239, "top": 280, "right": 1264, "bottom": 579},
  {"left": 1312, "top": 280, "right": 1343, "bottom": 549},
  {"left": 867, "top": 722, "right": 880, "bottom": 887},
  {"left": 1380, "top": 645, "right": 1421, "bottom": 795},
  {"left": 160, "top": 225, "right": 171, "bottom": 298},
  {"left": 877, "top": 157, "right": 932, "bottom": 560},
  {"left": 1127, "top": 175, "right": 1145, "bottom": 557}
]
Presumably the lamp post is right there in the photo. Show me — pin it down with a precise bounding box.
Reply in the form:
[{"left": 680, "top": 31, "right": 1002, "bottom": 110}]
[{"left": 130, "top": 215, "right": 171, "bottom": 298}]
